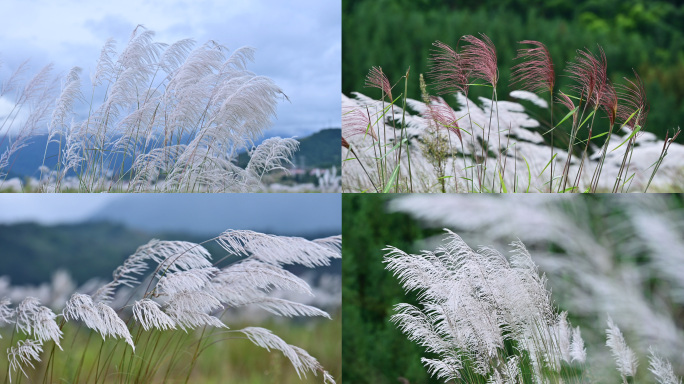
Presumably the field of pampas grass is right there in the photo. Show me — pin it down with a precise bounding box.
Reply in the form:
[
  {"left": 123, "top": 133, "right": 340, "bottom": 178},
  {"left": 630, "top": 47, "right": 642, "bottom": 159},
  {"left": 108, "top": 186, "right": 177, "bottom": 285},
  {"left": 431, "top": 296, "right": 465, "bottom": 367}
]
[
  {"left": 0, "top": 229, "right": 341, "bottom": 383},
  {"left": 0, "top": 26, "right": 301, "bottom": 193}
]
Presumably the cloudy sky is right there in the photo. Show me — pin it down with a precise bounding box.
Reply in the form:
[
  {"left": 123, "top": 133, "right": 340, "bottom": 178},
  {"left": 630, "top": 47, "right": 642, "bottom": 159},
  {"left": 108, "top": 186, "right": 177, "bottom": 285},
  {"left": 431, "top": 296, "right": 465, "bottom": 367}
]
[
  {"left": 0, "top": 0, "right": 341, "bottom": 137},
  {"left": 0, "top": 194, "right": 341, "bottom": 235}
]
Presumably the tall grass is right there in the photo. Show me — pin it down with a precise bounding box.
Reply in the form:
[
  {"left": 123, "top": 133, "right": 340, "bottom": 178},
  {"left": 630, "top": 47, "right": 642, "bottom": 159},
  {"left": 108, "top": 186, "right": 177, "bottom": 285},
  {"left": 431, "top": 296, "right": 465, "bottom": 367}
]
[
  {"left": 389, "top": 194, "right": 684, "bottom": 378},
  {"left": 0, "top": 230, "right": 341, "bottom": 383},
  {"left": 342, "top": 34, "right": 683, "bottom": 193},
  {"left": 0, "top": 26, "right": 299, "bottom": 192},
  {"left": 383, "top": 230, "right": 681, "bottom": 383}
]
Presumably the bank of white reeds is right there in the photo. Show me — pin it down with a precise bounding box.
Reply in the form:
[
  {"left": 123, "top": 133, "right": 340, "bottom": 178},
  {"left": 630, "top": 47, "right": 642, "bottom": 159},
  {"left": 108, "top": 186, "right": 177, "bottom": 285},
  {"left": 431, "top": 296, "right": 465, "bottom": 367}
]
[{"left": 1, "top": 230, "right": 340, "bottom": 383}]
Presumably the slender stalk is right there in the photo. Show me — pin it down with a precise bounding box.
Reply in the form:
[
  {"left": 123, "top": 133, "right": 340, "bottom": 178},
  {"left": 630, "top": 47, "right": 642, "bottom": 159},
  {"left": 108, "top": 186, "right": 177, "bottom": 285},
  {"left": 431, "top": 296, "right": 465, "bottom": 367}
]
[
  {"left": 549, "top": 93, "right": 554, "bottom": 192},
  {"left": 589, "top": 122, "right": 615, "bottom": 192},
  {"left": 347, "top": 144, "right": 379, "bottom": 193},
  {"left": 481, "top": 90, "right": 497, "bottom": 191},
  {"left": 400, "top": 67, "right": 412, "bottom": 192},
  {"left": 465, "top": 99, "right": 476, "bottom": 192},
  {"left": 613, "top": 137, "right": 634, "bottom": 193},
  {"left": 184, "top": 326, "right": 208, "bottom": 384},
  {"left": 572, "top": 105, "right": 598, "bottom": 191}
]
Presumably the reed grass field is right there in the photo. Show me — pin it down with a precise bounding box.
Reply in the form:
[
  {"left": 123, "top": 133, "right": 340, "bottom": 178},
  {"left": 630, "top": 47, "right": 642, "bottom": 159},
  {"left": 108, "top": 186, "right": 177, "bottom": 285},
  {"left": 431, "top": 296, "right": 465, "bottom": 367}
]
[{"left": 0, "top": 316, "right": 340, "bottom": 384}]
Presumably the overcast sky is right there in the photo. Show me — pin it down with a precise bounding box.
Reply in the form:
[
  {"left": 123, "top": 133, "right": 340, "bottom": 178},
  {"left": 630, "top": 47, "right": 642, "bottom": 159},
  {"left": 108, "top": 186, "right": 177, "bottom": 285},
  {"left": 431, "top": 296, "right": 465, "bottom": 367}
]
[
  {"left": 0, "top": 195, "right": 116, "bottom": 224},
  {"left": 0, "top": 0, "right": 341, "bottom": 137},
  {"left": 0, "top": 194, "right": 341, "bottom": 235}
]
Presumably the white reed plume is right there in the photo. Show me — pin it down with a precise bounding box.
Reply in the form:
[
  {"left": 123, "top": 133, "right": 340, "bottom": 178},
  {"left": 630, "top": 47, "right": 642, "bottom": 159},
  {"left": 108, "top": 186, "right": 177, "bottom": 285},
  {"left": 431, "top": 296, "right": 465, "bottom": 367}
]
[
  {"left": 208, "top": 233, "right": 340, "bottom": 323},
  {"left": 62, "top": 293, "right": 135, "bottom": 350},
  {"left": 7, "top": 339, "right": 42, "bottom": 383},
  {"left": 155, "top": 267, "right": 219, "bottom": 296},
  {"left": 2, "top": 229, "right": 340, "bottom": 382},
  {"left": 30, "top": 306, "right": 63, "bottom": 350},
  {"left": 606, "top": 316, "right": 638, "bottom": 379},
  {"left": 246, "top": 137, "right": 299, "bottom": 181},
  {"left": 250, "top": 298, "right": 331, "bottom": 319},
  {"left": 132, "top": 299, "right": 176, "bottom": 331},
  {"left": 570, "top": 326, "right": 587, "bottom": 363},
  {"left": 648, "top": 347, "right": 682, "bottom": 384},
  {"left": 96, "top": 302, "right": 135, "bottom": 351},
  {"left": 213, "top": 259, "right": 314, "bottom": 296},
  {"left": 239, "top": 327, "right": 335, "bottom": 383},
  {"left": 14, "top": 297, "right": 41, "bottom": 334},
  {"left": 138, "top": 240, "right": 213, "bottom": 273},
  {"left": 384, "top": 231, "right": 583, "bottom": 382},
  {"left": 384, "top": 200, "right": 684, "bottom": 381},
  {"left": 62, "top": 293, "right": 103, "bottom": 331},
  {"left": 216, "top": 230, "right": 341, "bottom": 268},
  {"left": 164, "top": 290, "right": 226, "bottom": 331},
  {"left": 0, "top": 298, "right": 13, "bottom": 331},
  {"left": 1, "top": 26, "right": 300, "bottom": 192},
  {"left": 48, "top": 66, "right": 83, "bottom": 141}
]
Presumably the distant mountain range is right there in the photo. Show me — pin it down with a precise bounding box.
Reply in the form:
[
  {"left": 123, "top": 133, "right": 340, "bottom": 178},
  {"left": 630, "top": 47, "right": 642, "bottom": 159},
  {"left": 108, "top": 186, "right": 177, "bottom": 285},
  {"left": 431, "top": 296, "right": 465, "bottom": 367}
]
[
  {"left": 0, "top": 220, "right": 341, "bottom": 286},
  {"left": 88, "top": 194, "right": 341, "bottom": 236},
  {"left": 237, "top": 128, "right": 341, "bottom": 169},
  {"left": 1, "top": 128, "right": 340, "bottom": 178}
]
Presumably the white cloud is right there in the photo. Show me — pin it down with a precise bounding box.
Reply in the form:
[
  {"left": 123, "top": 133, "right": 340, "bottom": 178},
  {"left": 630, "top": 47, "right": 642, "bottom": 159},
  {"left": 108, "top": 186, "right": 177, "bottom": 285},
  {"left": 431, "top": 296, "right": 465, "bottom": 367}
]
[{"left": 0, "top": 0, "right": 341, "bottom": 136}]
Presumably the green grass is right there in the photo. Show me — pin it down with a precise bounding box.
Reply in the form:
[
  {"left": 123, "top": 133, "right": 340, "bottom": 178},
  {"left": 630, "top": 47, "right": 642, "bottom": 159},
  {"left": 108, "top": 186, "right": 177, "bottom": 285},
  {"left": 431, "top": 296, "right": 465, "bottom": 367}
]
[{"left": 0, "top": 314, "right": 340, "bottom": 384}]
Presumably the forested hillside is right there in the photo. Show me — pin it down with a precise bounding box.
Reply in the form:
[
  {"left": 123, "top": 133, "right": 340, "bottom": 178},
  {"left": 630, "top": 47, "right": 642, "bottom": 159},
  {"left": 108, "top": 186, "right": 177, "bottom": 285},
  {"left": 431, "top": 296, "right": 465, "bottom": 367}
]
[
  {"left": 0, "top": 222, "right": 341, "bottom": 286},
  {"left": 343, "top": 0, "right": 684, "bottom": 144}
]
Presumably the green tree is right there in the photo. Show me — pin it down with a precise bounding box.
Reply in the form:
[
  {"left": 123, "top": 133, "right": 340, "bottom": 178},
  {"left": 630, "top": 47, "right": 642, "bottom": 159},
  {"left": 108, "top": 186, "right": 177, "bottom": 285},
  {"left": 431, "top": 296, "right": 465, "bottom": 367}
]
[{"left": 342, "top": 194, "right": 443, "bottom": 383}]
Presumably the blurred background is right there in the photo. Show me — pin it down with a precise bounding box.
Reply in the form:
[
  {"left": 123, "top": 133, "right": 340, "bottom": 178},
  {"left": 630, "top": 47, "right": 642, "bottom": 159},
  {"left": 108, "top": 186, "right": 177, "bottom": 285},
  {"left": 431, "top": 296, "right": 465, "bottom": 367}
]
[
  {"left": 342, "top": 0, "right": 684, "bottom": 146},
  {"left": 0, "top": 194, "right": 341, "bottom": 383},
  {"left": 342, "top": 194, "right": 684, "bottom": 383}
]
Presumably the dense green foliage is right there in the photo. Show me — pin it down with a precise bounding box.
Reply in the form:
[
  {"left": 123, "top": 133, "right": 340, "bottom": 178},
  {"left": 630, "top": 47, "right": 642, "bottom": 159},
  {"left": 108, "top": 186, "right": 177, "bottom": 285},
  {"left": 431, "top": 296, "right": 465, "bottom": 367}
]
[
  {"left": 0, "top": 222, "right": 150, "bottom": 286},
  {"left": 343, "top": 0, "right": 684, "bottom": 144},
  {"left": 342, "top": 194, "right": 442, "bottom": 384}
]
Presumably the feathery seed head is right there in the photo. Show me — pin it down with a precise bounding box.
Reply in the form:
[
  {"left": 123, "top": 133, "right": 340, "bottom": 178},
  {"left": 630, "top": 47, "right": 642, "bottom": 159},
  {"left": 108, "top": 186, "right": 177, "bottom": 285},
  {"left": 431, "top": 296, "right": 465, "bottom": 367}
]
[
  {"left": 429, "top": 40, "right": 470, "bottom": 96},
  {"left": 216, "top": 230, "right": 341, "bottom": 268},
  {"left": 32, "top": 306, "right": 63, "bottom": 350},
  {"left": 606, "top": 316, "right": 638, "bottom": 377},
  {"left": 138, "top": 239, "right": 213, "bottom": 273},
  {"left": 165, "top": 290, "right": 225, "bottom": 330},
  {"left": 365, "top": 66, "right": 392, "bottom": 99},
  {"left": 96, "top": 302, "right": 135, "bottom": 351},
  {"left": 570, "top": 326, "right": 586, "bottom": 363},
  {"left": 15, "top": 297, "right": 41, "bottom": 335},
  {"left": 557, "top": 91, "right": 578, "bottom": 126},
  {"left": 63, "top": 293, "right": 103, "bottom": 331},
  {"left": 239, "top": 327, "right": 333, "bottom": 381},
  {"left": 648, "top": 347, "right": 682, "bottom": 384},
  {"left": 422, "top": 96, "right": 463, "bottom": 144},
  {"left": 511, "top": 40, "right": 555, "bottom": 95},
  {"left": 461, "top": 34, "right": 498, "bottom": 87},
  {"left": 0, "top": 298, "right": 13, "bottom": 328},
  {"left": 617, "top": 70, "right": 649, "bottom": 134},
  {"left": 342, "top": 106, "right": 377, "bottom": 141},
  {"left": 133, "top": 299, "right": 176, "bottom": 331},
  {"left": 7, "top": 339, "right": 43, "bottom": 383},
  {"left": 156, "top": 267, "right": 219, "bottom": 296},
  {"left": 600, "top": 81, "right": 618, "bottom": 126},
  {"left": 566, "top": 46, "right": 608, "bottom": 108}
]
